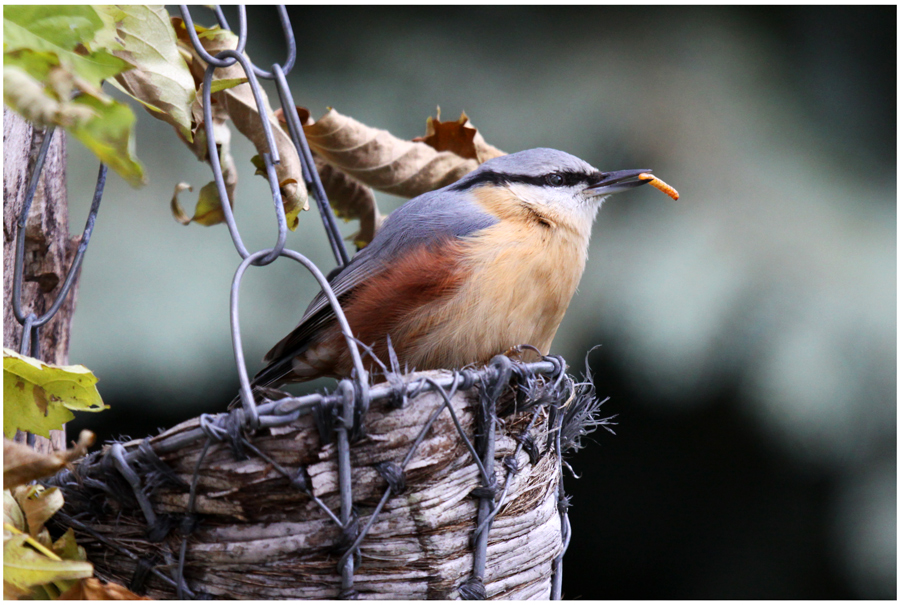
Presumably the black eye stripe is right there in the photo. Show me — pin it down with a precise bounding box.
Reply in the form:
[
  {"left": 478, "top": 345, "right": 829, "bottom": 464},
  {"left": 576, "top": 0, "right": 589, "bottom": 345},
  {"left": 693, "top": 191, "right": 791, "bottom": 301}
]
[{"left": 450, "top": 169, "right": 603, "bottom": 192}]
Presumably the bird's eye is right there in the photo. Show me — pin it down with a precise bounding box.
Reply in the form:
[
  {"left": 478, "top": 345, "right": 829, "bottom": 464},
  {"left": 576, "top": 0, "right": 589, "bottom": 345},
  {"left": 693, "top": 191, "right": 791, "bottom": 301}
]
[{"left": 545, "top": 173, "right": 565, "bottom": 186}]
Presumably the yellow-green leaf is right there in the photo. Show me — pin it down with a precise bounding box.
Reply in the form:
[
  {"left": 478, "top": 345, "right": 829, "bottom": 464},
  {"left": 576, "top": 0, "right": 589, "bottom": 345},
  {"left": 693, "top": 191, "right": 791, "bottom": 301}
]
[
  {"left": 3, "top": 66, "right": 97, "bottom": 129},
  {"left": 96, "top": 5, "right": 196, "bottom": 142},
  {"left": 68, "top": 95, "right": 146, "bottom": 187},
  {"left": 3, "top": 377, "right": 74, "bottom": 439},
  {"left": 51, "top": 528, "right": 86, "bottom": 562},
  {"left": 170, "top": 180, "right": 228, "bottom": 226},
  {"left": 3, "top": 350, "right": 106, "bottom": 439},
  {"left": 192, "top": 181, "right": 228, "bottom": 226},
  {"left": 3, "top": 6, "right": 132, "bottom": 93},
  {"left": 250, "top": 154, "right": 266, "bottom": 176},
  {"left": 3, "top": 531, "right": 92, "bottom": 592},
  {"left": 210, "top": 76, "right": 248, "bottom": 93}
]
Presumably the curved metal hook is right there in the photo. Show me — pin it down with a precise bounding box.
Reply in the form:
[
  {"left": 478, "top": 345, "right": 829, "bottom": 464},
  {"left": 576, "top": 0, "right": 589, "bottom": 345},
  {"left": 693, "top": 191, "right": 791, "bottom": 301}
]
[
  {"left": 250, "top": 7, "right": 296, "bottom": 79},
  {"left": 178, "top": 5, "right": 247, "bottom": 67},
  {"left": 201, "top": 51, "right": 286, "bottom": 262},
  {"left": 230, "top": 248, "right": 368, "bottom": 430},
  {"left": 13, "top": 126, "right": 106, "bottom": 354},
  {"left": 12, "top": 127, "right": 55, "bottom": 324}
]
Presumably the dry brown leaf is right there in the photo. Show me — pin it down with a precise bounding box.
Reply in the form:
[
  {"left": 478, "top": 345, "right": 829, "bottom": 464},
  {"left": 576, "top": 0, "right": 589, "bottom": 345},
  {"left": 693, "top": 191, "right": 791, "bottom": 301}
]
[
  {"left": 414, "top": 109, "right": 505, "bottom": 163},
  {"left": 274, "top": 107, "right": 382, "bottom": 249},
  {"left": 58, "top": 577, "right": 150, "bottom": 600},
  {"left": 316, "top": 157, "right": 383, "bottom": 250},
  {"left": 3, "top": 431, "right": 94, "bottom": 490},
  {"left": 15, "top": 485, "right": 64, "bottom": 538},
  {"left": 4, "top": 579, "right": 31, "bottom": 600},
  {"left": 171, "top": 17, "right": 308, "bottom": 230},
  {"left": 170, "top": 182, "right": 193, "bottom": 225},
  {"left": 303, "top": 108, "right": 484, "bottom": 199}
]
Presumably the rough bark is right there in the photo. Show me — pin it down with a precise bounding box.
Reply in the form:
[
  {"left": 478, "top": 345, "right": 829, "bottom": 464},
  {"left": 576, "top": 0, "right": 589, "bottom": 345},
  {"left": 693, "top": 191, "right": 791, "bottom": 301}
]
[
  {"left": 55, "top": 371, "right": 565, "bottom": 599},
  {"left": 3, "top": 108, "right": 77, "bottom": 453}
]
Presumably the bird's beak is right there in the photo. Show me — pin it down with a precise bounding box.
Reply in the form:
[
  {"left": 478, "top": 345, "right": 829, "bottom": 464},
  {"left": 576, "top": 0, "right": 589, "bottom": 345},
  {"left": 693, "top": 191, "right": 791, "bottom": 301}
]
[{"left": 583, "top": 169, "right": 652, "bottom": 197}]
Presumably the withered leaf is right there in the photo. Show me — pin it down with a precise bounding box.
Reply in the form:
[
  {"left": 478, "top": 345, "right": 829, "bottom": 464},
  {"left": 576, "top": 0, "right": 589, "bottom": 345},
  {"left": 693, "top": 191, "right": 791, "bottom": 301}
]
[
  {"left": 303, "top": 108, "right": 505, "bottom": 199},
  {"left": 3, "top": 431, "right": 94, "bottom": 489},
  {"left": 14, "top": 484, "right": 64, "bottom": 538},
  {"left": 303, "top": 108, "right": 479, "bottom": 198},
  {"left": 98, "top": 6, "right": 196, "bottom": 142},
  {"left": 316, "top": 157, "right": 383, "bottom": 250},
  {"left": 58, "top": 577, "right": 150, "bottom": 600},
  {"left": 170, "top": 16, "right": 308, "bottom": 229},
  {"left": 414, "top": 109, "right": 505, "bottom": 163},
  {"left": 274, "top": 107, "right": 382, "bottom": 248}
]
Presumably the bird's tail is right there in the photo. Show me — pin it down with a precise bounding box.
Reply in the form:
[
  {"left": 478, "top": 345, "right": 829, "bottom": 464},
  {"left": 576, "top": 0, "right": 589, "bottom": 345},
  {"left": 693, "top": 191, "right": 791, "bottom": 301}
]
[{"left": 227, "top": 355, "right": 295, "bottom": 410}]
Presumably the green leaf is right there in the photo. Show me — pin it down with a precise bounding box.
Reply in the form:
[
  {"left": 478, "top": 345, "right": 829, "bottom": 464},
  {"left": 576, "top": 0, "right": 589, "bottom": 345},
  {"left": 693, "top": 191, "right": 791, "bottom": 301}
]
[
  {"left": 2, "top": 48, "right": 59, "bottom": 83},
  {"left": 3, "top": 349, "right": 106, "bottom": 439},
  {"left": 3, "top": 6, "right": 105, "bottom": 52},
  {"left": 3, "top": 5, "right": 145, "bottom": 185},
  {"left": 3, "top": 6, "right": 132, "bottom": 93},
  {"left": 210, "top": 76, "right": 248, "bottom": 93},
  {"left": 95, "top": 5, "right": 196, "bottom": 141},
  {"left": 3, "top": 531, "right": 93, "bottom": 592},
  {"left": 51, "top": 528, "right": 86, "bottom": 562},
  {"left": 67, "top": 95, "right": 146, "bottom": 187},
  {"left": 2, "top": 66, "right": 97, "bottom": 128}
]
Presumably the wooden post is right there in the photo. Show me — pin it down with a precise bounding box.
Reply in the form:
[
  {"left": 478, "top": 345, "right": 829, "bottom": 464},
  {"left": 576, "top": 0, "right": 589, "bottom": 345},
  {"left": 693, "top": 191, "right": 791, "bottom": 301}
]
[{"left": 3, "top": 109, "right": 78, "bottom": 453}]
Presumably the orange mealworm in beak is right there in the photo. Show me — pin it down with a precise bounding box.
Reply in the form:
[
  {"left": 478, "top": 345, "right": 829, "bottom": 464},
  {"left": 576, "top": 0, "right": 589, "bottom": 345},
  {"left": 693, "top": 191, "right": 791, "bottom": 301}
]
[{"left": 639, "top": 173, "right": 679, "bottom": 200}]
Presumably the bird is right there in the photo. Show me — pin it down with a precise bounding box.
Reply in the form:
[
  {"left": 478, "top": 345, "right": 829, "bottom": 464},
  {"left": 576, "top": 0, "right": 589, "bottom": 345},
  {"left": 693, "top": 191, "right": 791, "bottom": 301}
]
[{"left": 250, "top": 148, "right": 653, "bottom": 391}]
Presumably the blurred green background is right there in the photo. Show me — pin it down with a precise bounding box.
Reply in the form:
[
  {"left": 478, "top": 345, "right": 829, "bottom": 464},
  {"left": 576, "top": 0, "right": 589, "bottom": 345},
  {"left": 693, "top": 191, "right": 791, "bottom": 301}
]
[{"left": 63, "top": 6, "right": 895, "bottom": 599}]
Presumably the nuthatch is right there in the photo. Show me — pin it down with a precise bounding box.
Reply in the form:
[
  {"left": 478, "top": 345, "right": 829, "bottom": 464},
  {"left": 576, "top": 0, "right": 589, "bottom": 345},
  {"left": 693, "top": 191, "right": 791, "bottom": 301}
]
[{"left": 252, "top": 148, "right": 654, "bottom": 388}]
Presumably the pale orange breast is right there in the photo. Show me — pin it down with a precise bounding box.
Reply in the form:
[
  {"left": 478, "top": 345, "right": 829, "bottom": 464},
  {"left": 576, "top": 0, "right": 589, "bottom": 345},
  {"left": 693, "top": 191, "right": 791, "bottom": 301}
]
[{"left": 399, "top": 187, "right": 592, "bottom": 369}]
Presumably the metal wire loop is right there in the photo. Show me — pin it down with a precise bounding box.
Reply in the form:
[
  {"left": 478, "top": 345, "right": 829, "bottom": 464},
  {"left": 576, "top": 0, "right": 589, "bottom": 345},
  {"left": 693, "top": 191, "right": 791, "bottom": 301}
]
[
  {"left": 18, "top": 313, "right": 37, "bottom": 357},
  {"left": 12, "top": 127, "right": 106, "bottom": 366},
  {"left": 249, "top": 6, "right": 297, "bottom": 79},
  {"left": 11, "top": 128, "right": 54, "bottom": 324},
  {"left": 35, "top": 164, "right": 106, "bottom": 327},
  {"left": 200, "top": 55, "right": 288, "bottom": 262},
  {"left": 230, "top": 248, "right": 368, "bottom": 431},
  {"left": 178, "top": 5, "right": 247, "bottom": 67}
]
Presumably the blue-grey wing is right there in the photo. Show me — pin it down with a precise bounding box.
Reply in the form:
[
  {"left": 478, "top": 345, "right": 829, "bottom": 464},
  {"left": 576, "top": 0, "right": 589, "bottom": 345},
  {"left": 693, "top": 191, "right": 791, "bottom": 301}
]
[{"left": 261, "top": 185, "right": 497, "bottom": 364}]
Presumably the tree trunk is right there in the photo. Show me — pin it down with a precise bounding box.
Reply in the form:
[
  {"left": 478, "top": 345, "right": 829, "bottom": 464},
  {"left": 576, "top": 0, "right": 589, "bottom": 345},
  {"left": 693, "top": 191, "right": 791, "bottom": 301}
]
[{"left": 3, "top": 109, "right": 77, "bottom": 453}]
